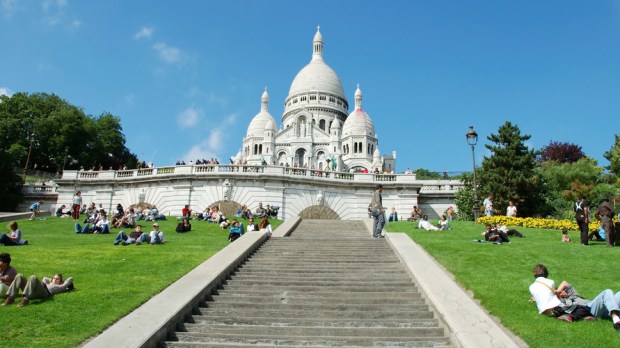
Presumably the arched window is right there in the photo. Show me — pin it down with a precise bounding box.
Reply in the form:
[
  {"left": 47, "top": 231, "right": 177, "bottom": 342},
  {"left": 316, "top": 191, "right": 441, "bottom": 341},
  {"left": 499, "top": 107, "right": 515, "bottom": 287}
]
[
  {"left": 319, "top": 119, "right": 326, "bottom": 130},
  {"left": 259, "top": 144, "right": 263, "bottom": 154}
]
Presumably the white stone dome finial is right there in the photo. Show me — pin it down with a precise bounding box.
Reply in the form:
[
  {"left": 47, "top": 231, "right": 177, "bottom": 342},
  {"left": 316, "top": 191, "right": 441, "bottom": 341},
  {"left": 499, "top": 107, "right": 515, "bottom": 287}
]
[
  {"left": 354, "top": 83, "right": 363, "bottom": 110},
  {"left": 312, "top": 25, "right": 324, "bottom": 61},
  {"left": 261, "top": 87, "right": 269, "bottom": 111}
]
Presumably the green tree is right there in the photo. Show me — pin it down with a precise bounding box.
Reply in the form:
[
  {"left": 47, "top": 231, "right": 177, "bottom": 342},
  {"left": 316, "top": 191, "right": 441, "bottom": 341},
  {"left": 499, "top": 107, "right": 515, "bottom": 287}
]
[
  {"left": 0, "top": 92, "right": 138, "bottom": 174},
  {"left": 413, "top": 168, "right": 441, "bottom": 180},
  {"left": 477, "top": 121, "right": 544, "bottom": 217},
  {"left": 454, "top": 172, "right": 475, "bottom": 221},
  {"left": 604, "top": 134, "right": 620, "bottom": 178},
  {"left": 0, "top": 149, "right": 23, "bottom": 210}
]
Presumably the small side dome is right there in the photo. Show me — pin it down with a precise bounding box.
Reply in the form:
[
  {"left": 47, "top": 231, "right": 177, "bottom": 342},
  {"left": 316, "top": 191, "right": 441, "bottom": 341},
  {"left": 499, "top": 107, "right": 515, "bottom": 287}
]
[
  {"left": 342, "top": 85, "right": 375, "bottom": 137},
  {"left": 265, "top": 118, "right": 277, "bottom": 132},
  {"left": 330, "top": 119, "right": 340, "bottom": 131},
  {"left": 246, "top": 88, "right": 277, "bottom": 137}
]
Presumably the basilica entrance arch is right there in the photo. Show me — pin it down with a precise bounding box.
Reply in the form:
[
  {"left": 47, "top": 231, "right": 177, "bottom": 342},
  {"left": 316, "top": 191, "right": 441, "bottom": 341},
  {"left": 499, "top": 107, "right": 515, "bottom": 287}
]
[
  {"left": 295, "top": 148, "right": 306, "bottom": 167},
  {"left": 298, "top": 205, "right": 340, "bottom": 219}
]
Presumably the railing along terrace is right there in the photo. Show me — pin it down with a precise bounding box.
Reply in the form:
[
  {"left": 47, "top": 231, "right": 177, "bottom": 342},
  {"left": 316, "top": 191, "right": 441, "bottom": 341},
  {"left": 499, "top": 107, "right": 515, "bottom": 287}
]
[
  {"left": 24, "top": 184, "right": 58, "bottom": 193},
  {"left": 61, "top": 165, "right": 462, "bottom": 191},
  {"left": 419, "top": 182, "right": 461, "bottom": 193}
]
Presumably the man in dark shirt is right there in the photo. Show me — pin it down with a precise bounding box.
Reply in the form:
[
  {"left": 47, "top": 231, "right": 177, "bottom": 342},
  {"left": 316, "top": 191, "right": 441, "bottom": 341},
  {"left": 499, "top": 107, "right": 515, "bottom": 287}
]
[{"left": 574, "top": 196, "right": 589, "bottom": 246}]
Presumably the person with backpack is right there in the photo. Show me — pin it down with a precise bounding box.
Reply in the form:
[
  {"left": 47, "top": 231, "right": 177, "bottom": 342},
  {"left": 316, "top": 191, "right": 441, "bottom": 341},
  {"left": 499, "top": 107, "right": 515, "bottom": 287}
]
[{"left": 574, "top": 195, "right": 589, "bottom": 246}]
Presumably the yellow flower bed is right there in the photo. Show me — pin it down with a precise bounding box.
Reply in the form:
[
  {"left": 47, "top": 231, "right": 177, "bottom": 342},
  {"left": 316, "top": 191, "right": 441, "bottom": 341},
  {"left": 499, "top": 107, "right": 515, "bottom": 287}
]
[{"left": 476, "top": 216, "right": 582, "bottom": 231}]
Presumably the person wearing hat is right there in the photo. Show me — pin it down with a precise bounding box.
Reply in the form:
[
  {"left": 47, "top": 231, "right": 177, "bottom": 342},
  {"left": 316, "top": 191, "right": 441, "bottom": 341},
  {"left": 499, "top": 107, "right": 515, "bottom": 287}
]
[{"left": 143, "top": 223, "right": 165, "bottom": 245}]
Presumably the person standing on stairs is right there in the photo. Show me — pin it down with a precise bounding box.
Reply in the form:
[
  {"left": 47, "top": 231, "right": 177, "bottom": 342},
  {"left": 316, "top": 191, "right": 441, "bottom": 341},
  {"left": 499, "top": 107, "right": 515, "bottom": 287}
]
[{"left": 370, "top": 184, "right": 385, "bottom": 238}]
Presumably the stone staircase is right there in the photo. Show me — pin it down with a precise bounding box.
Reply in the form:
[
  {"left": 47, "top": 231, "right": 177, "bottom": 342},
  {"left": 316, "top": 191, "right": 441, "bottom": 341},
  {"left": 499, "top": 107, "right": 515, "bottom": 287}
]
[{"left": 161, "top": 219, "right": 452, "bottom": 347}]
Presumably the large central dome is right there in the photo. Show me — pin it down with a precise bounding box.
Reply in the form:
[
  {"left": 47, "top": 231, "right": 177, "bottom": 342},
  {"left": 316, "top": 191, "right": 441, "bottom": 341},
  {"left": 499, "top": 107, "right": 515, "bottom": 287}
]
[{"left": 287, "top": 28, "right": 345, "bottom": 98}]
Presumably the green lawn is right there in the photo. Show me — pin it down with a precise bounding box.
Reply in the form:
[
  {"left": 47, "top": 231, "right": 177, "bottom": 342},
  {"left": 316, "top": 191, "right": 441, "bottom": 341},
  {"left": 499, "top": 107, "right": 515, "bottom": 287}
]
[
  {"left": 0, "top": 216, "right": 280, "bottom": 348},
  {"left": 386, "top": 220, "right": 620, "bottom": 348}
]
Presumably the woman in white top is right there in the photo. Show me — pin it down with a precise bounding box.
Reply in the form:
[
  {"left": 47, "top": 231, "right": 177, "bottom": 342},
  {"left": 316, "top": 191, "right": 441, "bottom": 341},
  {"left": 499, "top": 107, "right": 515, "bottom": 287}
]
[
  {"left": 506, "top": 200, "right": 517, "bottom": 217},
  {"left": 259, "top": 217, "right": 272, "bottom": 237}
]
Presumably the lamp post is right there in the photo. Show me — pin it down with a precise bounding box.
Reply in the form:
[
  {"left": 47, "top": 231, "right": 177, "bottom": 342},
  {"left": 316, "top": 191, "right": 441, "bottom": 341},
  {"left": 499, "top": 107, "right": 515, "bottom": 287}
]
[
  {"left": 466, "top": 126, "right": 479, "bottom": 221},
  {"left": 62, "top": 146, "right": 69, "bottom": 174},
  {"left": 22, "top": 132, "right": 35, "bottom": 181}
]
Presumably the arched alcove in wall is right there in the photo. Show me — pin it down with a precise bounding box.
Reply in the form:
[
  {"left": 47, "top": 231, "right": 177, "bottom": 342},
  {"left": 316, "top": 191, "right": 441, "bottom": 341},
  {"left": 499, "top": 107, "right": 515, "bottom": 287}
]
[
  {"left": 210, "top": 200, "right": 242, "bottom": 218},
  {"left": 297, "top": 205, "right": 340, "bottom": 219}
]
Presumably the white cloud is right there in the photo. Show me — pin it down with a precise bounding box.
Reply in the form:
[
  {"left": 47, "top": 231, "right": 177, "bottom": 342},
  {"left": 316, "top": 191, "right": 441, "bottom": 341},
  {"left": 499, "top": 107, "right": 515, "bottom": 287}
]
[
  {"left": 207, "top": 92, "right": 229, "bottom": 107},
  {"left": 0, "top": 87, "right": 13, "bottom": 97},
  {"left": 41, "top": 0, "right": 81, "bottom": 28},
  {"left": 207, "top": 129, "right": 223, "bottom": 151},
  {"left": 134, "top": 26, "right": 154, "bottom": 40},
  {"left": 153, "top": 42, "right": 181, "bottom": 64},
  {"left": 177, "top": 106, "right": 202, "bottom": 128},
  {"left": 1, "top": 0, "right": 18, "bottom": 18},
  {"left": 223, "top": 113, "right": 236, "bottom": 125},
  {"left": 124, "top": 93, "right": 135, "bottom": 104}
]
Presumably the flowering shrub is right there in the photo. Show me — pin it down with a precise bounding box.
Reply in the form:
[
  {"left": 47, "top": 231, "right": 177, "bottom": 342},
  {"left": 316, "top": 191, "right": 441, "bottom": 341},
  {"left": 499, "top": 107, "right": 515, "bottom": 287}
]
[{"left": 475, "top": 216, "right": 616, "bottom": 231}]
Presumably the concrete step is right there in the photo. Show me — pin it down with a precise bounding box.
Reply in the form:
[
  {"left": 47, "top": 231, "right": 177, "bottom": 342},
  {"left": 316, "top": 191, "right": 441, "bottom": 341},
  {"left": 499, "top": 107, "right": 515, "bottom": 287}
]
[
  {"left": 187, "top": 316, "right": 439, "bottom": 328},
  {"left": 212, "top": 294, "right": 424, "bottom": 305},
  {"left": 195, "top": 307, "right": 435, "bottom": 320},
  {"left": 176, "top": 323, "right": 446, "bottom": 338},
  {"left": 215, "top": 290, "right": 422, "bottom": 299},
  {"left": 202, "top": 301, "right": 429, "bottom": 312},
  {"left": 164, "top": 333, "right": 451, "bottom": 347},
  {"left": 228, "top": 273, "right": 412, "bottom": 282}
]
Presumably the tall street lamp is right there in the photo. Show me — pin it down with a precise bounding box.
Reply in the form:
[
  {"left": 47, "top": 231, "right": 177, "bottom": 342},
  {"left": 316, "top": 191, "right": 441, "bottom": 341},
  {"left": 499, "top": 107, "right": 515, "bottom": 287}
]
[
  {"left": 62, "top": 146, "right": 69, "bottom": 174},
  {"left": 22, "top": 132, "right": 35, "bottom": 181},
  {"left": 466, "top": 126, "right": 479, "bottom": 221}
]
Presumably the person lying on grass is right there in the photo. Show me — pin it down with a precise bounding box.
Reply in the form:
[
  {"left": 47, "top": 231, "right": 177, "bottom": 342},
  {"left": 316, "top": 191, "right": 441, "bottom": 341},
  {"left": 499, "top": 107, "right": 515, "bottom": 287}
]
[
  {"left": 2, "top": 273, "right": 74, "bottom": 307},
  {"left": 529, "top": 263, "right": 620, "bottom": 331}
]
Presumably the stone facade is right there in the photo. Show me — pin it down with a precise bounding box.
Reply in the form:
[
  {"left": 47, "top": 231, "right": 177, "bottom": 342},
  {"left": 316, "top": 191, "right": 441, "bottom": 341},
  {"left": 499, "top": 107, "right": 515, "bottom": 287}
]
[{"left": 52, "top": 165, "right": 462, "bottom": 220}]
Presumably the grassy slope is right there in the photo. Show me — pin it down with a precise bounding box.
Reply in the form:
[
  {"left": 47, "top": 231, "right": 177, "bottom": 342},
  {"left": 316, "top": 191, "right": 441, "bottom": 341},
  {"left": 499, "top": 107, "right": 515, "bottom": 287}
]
[
  {"left": 0, "top": 217, "right": 280, "bottom": 347},
  {"left": 385, "top": 220, "right": 620, "bottom": 348}
]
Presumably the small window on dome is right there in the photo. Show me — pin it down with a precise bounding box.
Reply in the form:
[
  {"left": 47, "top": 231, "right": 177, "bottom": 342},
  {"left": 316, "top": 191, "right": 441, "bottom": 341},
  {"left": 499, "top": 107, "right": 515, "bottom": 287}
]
[
  {"left": 329, "top": 97, "right": 335, "bottom": 103},
  {"left": 293, "top": 98, "right": 298, "bottom": 104},
  {"left": 319, "top": 95, "right": 326, "bottom": 101},
  {"left": 319, "top": 119, "right": 326, "bottom": 130},
  {"left": 310, "top": 95, "right": 317, "bottom": 101},
  {"left": 301, "top": 96, "right": 307, "bottom": 102},
  {"left": 337, "top": 100, "right": 342, "bottom": 106}
]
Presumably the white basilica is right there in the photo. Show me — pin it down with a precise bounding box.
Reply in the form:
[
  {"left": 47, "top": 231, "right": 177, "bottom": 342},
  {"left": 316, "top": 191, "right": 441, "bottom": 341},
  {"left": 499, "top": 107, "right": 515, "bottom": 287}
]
[{"left": 239, "top": 27, "right": 392, "bottom": 172}]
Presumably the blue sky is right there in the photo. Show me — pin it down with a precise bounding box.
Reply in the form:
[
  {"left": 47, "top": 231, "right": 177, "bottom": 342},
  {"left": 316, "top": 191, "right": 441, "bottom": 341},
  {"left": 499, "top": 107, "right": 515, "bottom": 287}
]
[{"left": 1, "top": 0, "right": 619, "bottom": 173}]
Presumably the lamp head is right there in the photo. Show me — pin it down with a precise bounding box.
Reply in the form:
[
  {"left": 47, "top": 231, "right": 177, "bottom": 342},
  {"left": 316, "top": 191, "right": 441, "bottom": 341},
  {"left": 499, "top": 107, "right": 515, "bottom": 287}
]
[{"left": 466, "top": 126, "right": 478, "bottom": 146}]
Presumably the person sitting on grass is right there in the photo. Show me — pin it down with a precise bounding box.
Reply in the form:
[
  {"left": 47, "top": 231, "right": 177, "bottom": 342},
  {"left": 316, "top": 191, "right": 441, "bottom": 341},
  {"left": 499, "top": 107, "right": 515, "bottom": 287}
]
[
  {"left": 55, "top": 205, "right": 71, "bottom": 218},
  {"left": 228, "top": 219, "right": 243, "bottom": 242},
  {"left": 246, "top": 218, "right": 257, "bottom": 232},
  {"left": 388, "top": 207, "right": 398, "bottom": 222},
  {"left": 181, "top": 205, "right": 192, "bottom": 219},
  {"left": 114, "top": 224, "right": 146, "bottom": 245},
  {"left": 175, "top": 218, "right": 192, "bottom": 233},
  {"left": 588, "top": 225, "right": 606, "bottom": 242},
  {"left": 437, "top": 215, "right": 450, "bottom": 230},
  {"left": 418, "top": 215, "right": 439, "bottom": 231},
  {"left": 562, "top": 228, "right": 572, "bottom": 243},
  {"left": 1, "top": 273, "right": 73, "bottom": 307},
  {"left": 0, "top": 253, "right": 17, "bottom": 298},
  {"left": 143, "top": 223, "right": 165, "bottom": 245},
  {"left": 29, "top": 201, "right": 44, "bottom": 220},
  {"left": 0, "top": 222, "right": 28, "bottom": 246},
  {"left": 258, "top": 217, "right": 272, "bottom": 237},
  {"left": 483, "top": 223, "right": 510, "bottom": 243},
  {"left": 113, "top": 208, "right": 136, "bottom": 229},
  {"left": 75, "top": 212, "right": 110, "bottom": 234}
]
